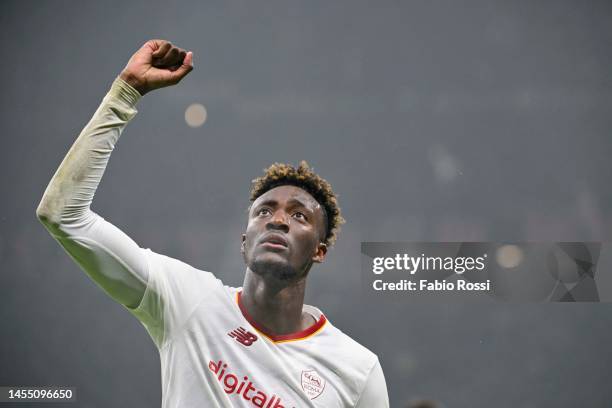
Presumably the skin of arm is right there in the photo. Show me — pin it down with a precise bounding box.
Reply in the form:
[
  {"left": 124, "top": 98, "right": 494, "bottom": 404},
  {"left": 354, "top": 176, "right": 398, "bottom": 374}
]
[{"left": 36, "top": 40, "right": 194, "bottom": 308}]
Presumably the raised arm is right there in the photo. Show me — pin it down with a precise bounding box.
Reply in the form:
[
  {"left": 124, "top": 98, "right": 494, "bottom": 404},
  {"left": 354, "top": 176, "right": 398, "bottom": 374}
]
[{"left": 36, "top": 40, "right": 194, "bottom": 308}]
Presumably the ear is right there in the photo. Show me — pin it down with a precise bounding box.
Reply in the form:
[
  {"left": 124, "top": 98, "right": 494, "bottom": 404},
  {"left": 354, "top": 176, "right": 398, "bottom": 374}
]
[
  {"left": 241, "top": 234, "right": 246, "bottom": 255},
  {"left": 312, "top": 242, "right": 327, "bottom": 263}
]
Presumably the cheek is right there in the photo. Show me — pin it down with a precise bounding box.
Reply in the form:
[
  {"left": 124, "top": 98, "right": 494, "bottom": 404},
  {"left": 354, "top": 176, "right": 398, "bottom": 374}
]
[
  {"left": 244, "top": 220, "right": 267, "bottom": 250},
  {"left": 295, "top": 230, "right": 319, "bottom": 253},
  {"left": 243, "top": 225, "right": 256, "bottom": 249}
]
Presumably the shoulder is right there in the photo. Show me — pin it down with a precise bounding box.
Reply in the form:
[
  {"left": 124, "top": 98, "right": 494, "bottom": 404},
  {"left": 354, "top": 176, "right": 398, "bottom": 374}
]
[
  {"left": 142, "top": 248, "right": 229, "bottom": 293},
  {"left": 144, "top": 248, "right": 212, "bottom": 276},
  {"left": 304, "top": 305, "right": 378, "bottom": 367},
  {"left": 144, "top": 248, "right": 199, "bottom": 271},
  {"left": 322, "top": 319, "right": 378, "bottom": 366},
  {"left": 306, "top": 308, "right": 379, "bottom": 382}
]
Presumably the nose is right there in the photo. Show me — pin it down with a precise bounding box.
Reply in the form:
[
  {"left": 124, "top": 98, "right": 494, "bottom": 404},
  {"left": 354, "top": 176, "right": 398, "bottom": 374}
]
[{"left": 266, "top": 210, "right": 289, "bottom": 233}]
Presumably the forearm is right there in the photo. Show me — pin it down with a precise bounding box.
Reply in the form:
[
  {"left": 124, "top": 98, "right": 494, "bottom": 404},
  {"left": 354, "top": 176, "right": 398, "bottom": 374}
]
[
  {"left": 36, "top": 77, "right": 141, "bottom": 227},
  {"left": 36, "top": 78, "right": 150, "bottom": 307}
]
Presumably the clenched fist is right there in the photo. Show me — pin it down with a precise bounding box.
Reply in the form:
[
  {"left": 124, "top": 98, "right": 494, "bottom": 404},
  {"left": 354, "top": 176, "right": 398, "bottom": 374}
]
[{"left": 119, "top": 40, "right": 194, "bottom": 95}]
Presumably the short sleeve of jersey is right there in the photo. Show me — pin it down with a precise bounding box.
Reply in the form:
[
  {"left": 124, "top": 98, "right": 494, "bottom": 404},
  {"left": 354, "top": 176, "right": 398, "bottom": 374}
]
[{"left": 125, "top": 248, "right": 223, "bottom": 349}]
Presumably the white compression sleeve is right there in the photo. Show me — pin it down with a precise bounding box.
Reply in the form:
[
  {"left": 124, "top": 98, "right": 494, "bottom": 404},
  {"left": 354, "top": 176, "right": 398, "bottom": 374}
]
[{"left": 37, "top": 78, "right": 150, "bottom": 308}]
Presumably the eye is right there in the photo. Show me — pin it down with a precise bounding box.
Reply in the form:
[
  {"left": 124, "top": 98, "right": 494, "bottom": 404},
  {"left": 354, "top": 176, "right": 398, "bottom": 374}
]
[
  {"left": 293, "top": 212, "right": 307, "bottom": 221},
  {"left": 257, "top": 208, "right": 271, "bottom": 216}
]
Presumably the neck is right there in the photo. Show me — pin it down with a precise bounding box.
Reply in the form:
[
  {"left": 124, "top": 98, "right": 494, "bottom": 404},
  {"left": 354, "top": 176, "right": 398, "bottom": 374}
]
[{"left": 240, "top": 268, "right": 315, "bottom": 335}]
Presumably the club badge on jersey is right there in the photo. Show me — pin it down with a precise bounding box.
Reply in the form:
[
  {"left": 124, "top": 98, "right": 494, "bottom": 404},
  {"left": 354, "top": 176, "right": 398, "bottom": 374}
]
[{"left": 301, "top": 370, "right": 326, "bottom": 400}]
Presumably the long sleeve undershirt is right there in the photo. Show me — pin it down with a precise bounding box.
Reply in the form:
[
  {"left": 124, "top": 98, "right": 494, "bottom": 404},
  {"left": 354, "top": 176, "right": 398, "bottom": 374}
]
[{"left": 36, "top": 77, "right": 149, "bottom": 308}]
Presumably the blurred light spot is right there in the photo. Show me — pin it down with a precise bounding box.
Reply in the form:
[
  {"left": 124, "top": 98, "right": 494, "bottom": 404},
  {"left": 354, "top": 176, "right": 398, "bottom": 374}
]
[
  {"left": 185, "top": 103, "right": 207, "bottom": 127},
  {"left": 428, "top": 145, "right": 460, "bottom": 183},
  {"left": 496, "top": 245, "right": 524, "bottom": 269}
]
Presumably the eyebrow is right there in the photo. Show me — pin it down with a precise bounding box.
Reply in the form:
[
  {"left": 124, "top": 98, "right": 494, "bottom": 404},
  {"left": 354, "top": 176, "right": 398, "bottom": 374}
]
[{"left": 254, "top": 198, "right": 314, "bottom": 212}]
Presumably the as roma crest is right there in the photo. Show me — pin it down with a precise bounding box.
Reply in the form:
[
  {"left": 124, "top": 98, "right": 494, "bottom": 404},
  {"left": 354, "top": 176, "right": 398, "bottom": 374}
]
[{"left": 301, "top": 370, "right": 326, "bottom": 400}]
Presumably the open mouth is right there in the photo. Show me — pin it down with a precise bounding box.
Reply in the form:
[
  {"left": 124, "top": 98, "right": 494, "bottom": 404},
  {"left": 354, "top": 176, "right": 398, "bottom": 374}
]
[
  {"left": 260, "top": 234, "right": 288, "bottom": 249},
  {"left": 261, "top": 242, "right": 288, "bottom": 250}
]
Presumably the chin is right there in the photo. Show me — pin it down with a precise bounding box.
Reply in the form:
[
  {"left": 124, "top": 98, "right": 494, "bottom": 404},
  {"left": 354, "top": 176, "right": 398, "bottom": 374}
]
[{"left": 249, "top": 256, "right": 298, "bottom": 281}]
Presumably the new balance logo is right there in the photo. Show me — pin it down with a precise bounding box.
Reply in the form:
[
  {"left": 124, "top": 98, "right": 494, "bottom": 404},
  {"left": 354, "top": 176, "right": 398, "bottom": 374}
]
[{"left": 228, "top": 327, "right": 258, "bottom": 346}]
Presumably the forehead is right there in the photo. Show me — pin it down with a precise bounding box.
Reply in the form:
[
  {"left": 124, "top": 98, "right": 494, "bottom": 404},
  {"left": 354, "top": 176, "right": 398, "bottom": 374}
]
[{"left": 252, "top": 185, "right": 321, "bottom": 211}]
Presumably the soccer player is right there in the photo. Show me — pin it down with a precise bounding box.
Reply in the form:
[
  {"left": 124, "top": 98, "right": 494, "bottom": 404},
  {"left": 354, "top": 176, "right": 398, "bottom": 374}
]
[{"left": 36, "top": 40, "right": 389, "bottom": 407}]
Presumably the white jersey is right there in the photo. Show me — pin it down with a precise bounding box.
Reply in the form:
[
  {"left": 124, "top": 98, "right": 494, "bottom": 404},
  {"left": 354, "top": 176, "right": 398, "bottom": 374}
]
[
  {"left": 36, "top": 78, "right": 389, "bottom": 407},
  {"left": 130, "top": 249, "right": 386, "bottom": 407}
]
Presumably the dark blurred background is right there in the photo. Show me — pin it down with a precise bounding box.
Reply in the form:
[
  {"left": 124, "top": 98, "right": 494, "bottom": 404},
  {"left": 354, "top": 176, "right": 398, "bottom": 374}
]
[{"left": 1, "top": 1, "right": 612, "bottom": 407}]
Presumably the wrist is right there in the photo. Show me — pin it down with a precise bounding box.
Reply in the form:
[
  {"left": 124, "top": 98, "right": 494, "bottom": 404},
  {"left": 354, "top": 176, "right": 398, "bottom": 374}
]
[
  {"left": 119, "top": 71, "right": 147, "bottom": 96},
  {"left": 111, "top": 77, "right": 142, "bottom": 106}
]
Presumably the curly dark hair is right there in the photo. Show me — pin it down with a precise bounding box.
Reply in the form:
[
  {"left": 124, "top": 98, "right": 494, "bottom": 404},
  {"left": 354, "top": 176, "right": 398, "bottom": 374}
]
[{"left": 249, "top": 161, "right": 344, "bottom": 247}]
